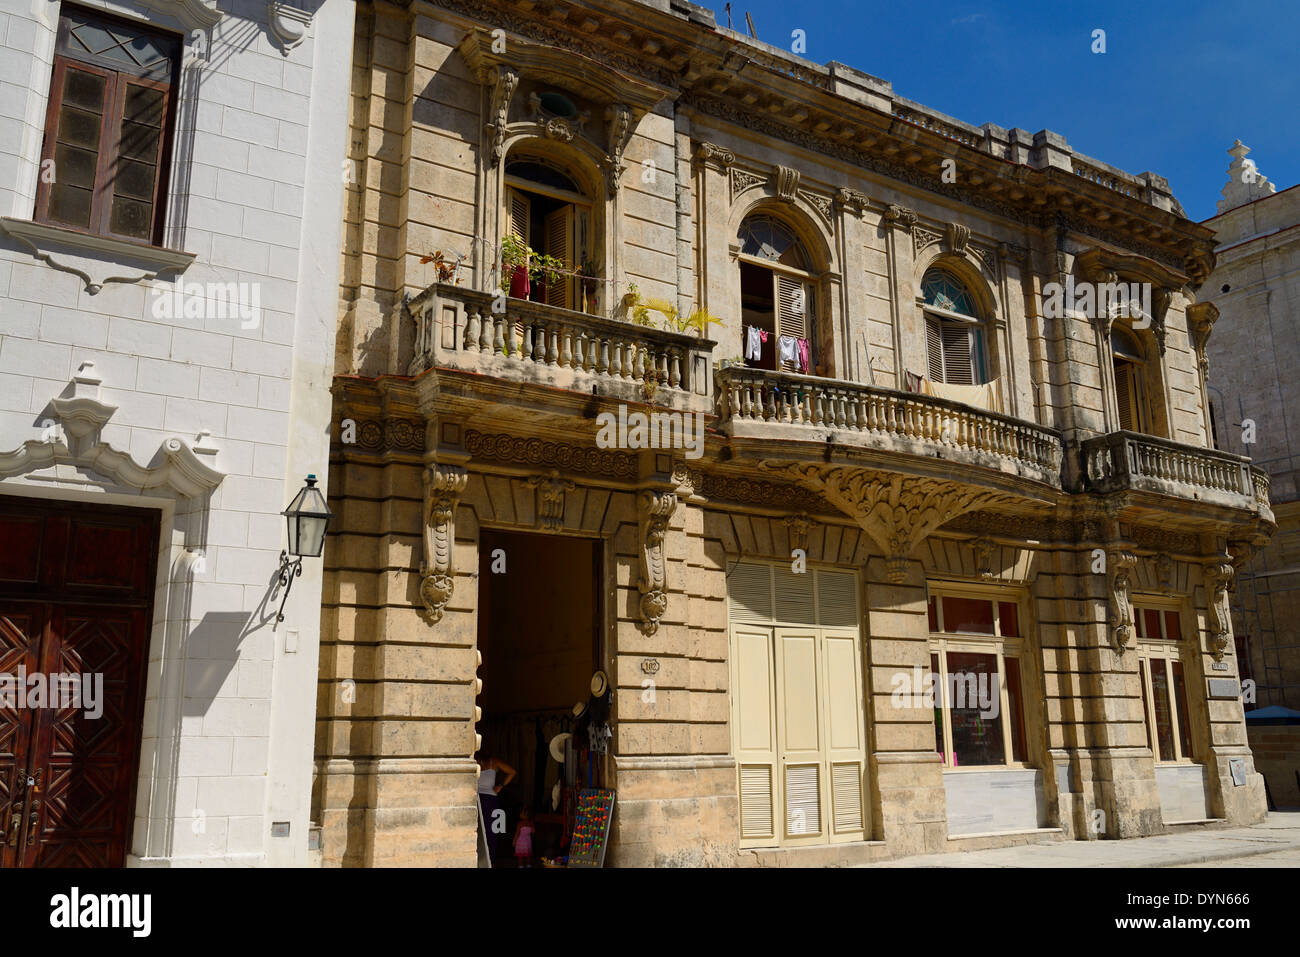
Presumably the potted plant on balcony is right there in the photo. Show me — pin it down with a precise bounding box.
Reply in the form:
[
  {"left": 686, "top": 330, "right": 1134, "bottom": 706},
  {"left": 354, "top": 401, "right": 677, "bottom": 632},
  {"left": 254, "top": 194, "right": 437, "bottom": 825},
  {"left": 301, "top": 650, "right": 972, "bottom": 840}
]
[{"left": 501, "top": 233, "right": 531, "bottom": 299}]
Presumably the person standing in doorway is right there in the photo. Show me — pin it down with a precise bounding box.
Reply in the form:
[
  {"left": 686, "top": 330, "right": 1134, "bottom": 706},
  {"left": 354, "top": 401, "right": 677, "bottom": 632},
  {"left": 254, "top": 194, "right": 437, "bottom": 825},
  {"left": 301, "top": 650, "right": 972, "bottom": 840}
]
[{"left": 476, "top": 750, "right": 516, "bottom": 865}]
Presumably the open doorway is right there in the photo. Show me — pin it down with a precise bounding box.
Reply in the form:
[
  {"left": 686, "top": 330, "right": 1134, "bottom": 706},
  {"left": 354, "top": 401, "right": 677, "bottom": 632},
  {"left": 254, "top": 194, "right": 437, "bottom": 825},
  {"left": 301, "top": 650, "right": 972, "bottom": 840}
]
[{"left": 476, "top": 530, "right": 606, "bottom": 867}]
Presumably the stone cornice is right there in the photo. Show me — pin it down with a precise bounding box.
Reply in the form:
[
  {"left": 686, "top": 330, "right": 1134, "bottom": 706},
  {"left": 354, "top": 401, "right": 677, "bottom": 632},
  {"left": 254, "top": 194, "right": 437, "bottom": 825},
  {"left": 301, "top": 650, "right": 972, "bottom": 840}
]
[{"left": 418, "top": 0, "right": 1213, "bottom": 274}]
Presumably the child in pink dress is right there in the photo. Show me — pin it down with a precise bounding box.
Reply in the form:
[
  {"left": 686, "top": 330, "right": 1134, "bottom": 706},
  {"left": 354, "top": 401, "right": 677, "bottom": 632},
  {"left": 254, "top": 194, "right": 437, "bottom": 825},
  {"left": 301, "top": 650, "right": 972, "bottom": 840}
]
[{"left": 513, "top": 807, "right": 535, "bottom": 867}]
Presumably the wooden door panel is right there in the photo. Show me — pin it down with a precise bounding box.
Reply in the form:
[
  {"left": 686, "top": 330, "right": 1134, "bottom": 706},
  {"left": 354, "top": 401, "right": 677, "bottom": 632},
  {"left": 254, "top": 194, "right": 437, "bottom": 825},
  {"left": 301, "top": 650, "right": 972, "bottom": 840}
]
[
  {"left": 25, "top": 606, "right": 148, "bottom": 867},
  {"left": 0, "top": 497, "right": 157, "bottom": 869}
]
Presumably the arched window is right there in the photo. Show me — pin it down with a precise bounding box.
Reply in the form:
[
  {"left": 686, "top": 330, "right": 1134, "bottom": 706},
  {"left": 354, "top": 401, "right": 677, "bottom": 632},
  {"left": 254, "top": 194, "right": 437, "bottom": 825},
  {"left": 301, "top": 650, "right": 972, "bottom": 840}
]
[
  {"left": 504, "top": 153, "right": 594, "bottom": 311},
  {"left": 922, "top": 269, "right": 986, "bottom": 385},
  {"left": 1111, "top": 325, "right": 1149, "bottom": 433},
  {"left": 738, "top": 214, "right": 817, "bottom": 373}
]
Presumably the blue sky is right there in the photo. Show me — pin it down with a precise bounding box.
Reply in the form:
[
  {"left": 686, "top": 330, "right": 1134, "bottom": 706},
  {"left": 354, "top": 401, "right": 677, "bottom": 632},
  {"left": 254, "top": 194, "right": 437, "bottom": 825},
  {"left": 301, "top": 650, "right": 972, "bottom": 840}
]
[{"left": 704, "top": 1, "right": 1298, "bottom": 221}]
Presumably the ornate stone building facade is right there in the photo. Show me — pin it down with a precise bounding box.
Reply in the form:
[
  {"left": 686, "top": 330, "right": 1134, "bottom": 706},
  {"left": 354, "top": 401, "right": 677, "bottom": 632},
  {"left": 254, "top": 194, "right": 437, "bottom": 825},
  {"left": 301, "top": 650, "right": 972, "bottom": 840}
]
[
  {"left": 1203, "top": 143, "right": 1300, "bottom": 806},
  {"left": 316, "top": 0, "right": 1274, "bottom": 865}
]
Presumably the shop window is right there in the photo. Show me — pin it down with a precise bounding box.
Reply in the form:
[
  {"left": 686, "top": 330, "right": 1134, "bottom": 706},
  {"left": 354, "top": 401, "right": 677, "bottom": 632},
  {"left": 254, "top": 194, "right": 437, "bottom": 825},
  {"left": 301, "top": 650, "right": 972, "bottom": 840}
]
[
  {"left": 922, "top": 269, "right": 987, "bottom": 385},
  {"left": 504, "top": 154, "right": 596, "bottom": 312},
  {"left": 738, "top": 215, "right": 817, "bottom": 375},
  {"left": 1111, "top": 324, "right": 1151, "bottom": 433},
  {"left": 34, "top": 5, "right": 181, "bottom": 245},
  {"left": 927, "top": 588, "right": 1029, "bottom": 767},
  {"left": 1135, "top": 604, "right": 1194, "bottom": 763}
]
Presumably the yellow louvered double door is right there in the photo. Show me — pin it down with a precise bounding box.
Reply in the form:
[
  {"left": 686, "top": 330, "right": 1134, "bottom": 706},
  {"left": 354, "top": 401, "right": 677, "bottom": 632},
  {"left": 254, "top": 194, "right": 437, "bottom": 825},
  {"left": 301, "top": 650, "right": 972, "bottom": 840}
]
[{"left": 729, "top": 563, "right": 868, "bottom": 848}]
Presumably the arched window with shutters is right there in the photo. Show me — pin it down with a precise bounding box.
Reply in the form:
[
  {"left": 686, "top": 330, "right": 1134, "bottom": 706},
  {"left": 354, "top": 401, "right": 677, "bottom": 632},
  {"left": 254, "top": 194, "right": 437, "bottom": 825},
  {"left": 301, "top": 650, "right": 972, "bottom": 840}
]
[
  {"left": 737, "top": 215, "right": 819, "bottom": 374},
  {"left": 503, "top": 152, "right": 596, "bottom": 312},
  {"left": 1111, "top": 324, "right": 1150, "bottom": 433},
  {"left": 922, "top": 269, "right": 987, "bottom": 385}
]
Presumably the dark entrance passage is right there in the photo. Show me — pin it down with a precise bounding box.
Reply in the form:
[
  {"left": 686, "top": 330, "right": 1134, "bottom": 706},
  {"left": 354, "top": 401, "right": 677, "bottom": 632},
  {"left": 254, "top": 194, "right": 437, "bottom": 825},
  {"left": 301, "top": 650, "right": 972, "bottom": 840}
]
[
  {"left": 476, "top": 530, "right": 601, "bottom": 866},
  {"left": 0, "top": 496, "right": 159, "bottom": 867}
]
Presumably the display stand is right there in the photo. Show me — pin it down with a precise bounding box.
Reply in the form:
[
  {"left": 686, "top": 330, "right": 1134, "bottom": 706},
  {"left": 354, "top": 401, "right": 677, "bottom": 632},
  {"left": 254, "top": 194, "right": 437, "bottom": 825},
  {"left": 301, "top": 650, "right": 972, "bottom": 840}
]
[{"left": 566, "top": 788, "right": 614, "bottom": 868}]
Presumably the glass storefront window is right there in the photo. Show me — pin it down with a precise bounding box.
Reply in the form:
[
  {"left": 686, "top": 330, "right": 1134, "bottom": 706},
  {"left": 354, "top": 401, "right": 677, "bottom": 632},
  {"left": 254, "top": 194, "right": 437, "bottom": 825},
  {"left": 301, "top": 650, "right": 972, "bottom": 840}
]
[{"left": 927, "top": 588, "right": 1029, "bottom": 768}]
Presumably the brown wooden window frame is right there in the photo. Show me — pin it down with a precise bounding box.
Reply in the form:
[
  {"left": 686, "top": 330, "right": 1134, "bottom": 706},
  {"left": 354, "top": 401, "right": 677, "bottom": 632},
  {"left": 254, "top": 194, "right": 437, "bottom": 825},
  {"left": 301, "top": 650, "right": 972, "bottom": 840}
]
[{"left": 34, "top": 5, "right": 181, "bottom": 247}]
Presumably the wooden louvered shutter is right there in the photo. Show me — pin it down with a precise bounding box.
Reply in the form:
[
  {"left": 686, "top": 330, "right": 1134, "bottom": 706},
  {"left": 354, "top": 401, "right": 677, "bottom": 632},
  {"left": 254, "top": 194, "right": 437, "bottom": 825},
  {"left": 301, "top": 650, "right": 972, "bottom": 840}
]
[
  {"left": 776, "top": 275, "right": 809, "bottom": 339},
  {"left": 543, "top": 206, "right": 574, "bottom": 309},
  {"left": 926, "top": 316, "right": 944, "bottom": 382},
  {"left": 776, "top": 626, "right": 824, "bottom": 840},
  {"left": 507, "top": 188, "right": 530, "bottom": 244},
  {"left": 940, "top": 320, "right": 975, "bottom": 385},
  {"left": 1114, "top": 359, "right": 1133, "bottom": 431},
  {"left": 817, "top": 570, "right": 866, "bottom": 841},
  {"left": 734, "top": 625, "right": 777, "bottom": 844}
]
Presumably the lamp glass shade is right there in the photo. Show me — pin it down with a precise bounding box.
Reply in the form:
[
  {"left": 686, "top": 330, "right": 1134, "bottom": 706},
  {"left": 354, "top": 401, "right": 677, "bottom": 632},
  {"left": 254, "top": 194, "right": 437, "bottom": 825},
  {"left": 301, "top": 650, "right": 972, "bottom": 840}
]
[{"left": 283, "top": 476, "right": 332, "bottom": 557}]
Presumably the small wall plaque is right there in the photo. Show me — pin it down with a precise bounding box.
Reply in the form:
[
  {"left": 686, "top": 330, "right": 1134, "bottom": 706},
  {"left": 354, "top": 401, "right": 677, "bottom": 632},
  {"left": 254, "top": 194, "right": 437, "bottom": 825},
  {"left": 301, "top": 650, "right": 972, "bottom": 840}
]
[
  {"left": 1207, "top": 678, "right": 1240, "bottom": 699},
  {"left": 641, "top": 658, "right": 660, "bottom": 675},
  {"left": 1229, "top": 758, "right": 1246, "bottom": 787}
]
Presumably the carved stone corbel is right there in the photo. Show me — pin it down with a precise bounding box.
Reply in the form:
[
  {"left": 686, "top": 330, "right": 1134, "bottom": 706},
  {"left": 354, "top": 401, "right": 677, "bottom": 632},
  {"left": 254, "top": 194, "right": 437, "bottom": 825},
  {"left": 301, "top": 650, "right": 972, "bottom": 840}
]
[
  {"left": 603, "top": 104, "right": 633, "bottom": 197},
  {"left": 772, "top": 465, "right": 1018, "bottom": 584},
  {"left": 1155, "top": 552, "right": 1174, "bottom": 592},
  {"left": 774, "top": 165, "right": 800, "bottom": 202},
  {"left": 694, "top": 142, "right": 735, "bottom": 171},
  {"left": 1151, "top": 286, "right": 1173, "bottom": 355},
  {"left": 884, "top": 204, "right": 918, "bottom": 231},
  {"left": 1186, "top": 301, "right": 1219, "bottom": 377},
  {"left": 1108, "top": 549, "right": 1138, "bottom": 654},
  {"left": 526, "top": 470, "right": 575, "bottom": 532},
  {"left": 486, "top": 67, "right": 519, "bottom": 167},
  {"left": 418, "top": 464, "right": 468, "bottom": 623},
  {"left": 946, "top": 222, "right": 970, "bottom": 256},
  {"left": 1203, "top": 561, "right": 1234, "bottom": 661},
  {"left": 637, "top": 489, "right": 678, "bottom": 635},
  {"left": 835, "top": 187, "right": 869, "bottom": 215}
]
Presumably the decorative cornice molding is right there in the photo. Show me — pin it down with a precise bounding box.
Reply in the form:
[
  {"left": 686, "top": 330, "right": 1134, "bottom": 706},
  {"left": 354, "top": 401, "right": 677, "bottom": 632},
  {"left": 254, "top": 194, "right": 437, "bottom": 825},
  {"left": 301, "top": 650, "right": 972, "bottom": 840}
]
[
  {"left": 138, "top": 0, "right": 223, "bottom": 30},
  {"left": 0, "top": 363, "right": 223, "bottom": 500},
  {"left": 884, "top": 204, "right": 918, "bottom": 231},
  {"left": 464, "top": 430, "right": 636, "bottom": 479}
]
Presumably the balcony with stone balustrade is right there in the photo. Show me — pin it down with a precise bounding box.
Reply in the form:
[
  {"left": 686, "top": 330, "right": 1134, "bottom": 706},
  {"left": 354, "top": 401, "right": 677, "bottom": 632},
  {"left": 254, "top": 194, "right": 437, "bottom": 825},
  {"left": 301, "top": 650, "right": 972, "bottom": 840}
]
[
  {"left": 1081, "top": 430, "right": 1273, "bottom": 522},
  {"left": 407, "top": 284, "right": 715, "bottom": 418},
  {"left": 714, "top": 365, "right": 1064, "bottom": 495}
]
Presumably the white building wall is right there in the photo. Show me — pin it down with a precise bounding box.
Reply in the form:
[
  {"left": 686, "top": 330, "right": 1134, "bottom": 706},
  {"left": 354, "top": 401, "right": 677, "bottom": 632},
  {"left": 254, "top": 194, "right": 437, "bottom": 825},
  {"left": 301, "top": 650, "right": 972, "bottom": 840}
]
[{"left": 0, "top": 0, "right": 351, "bottom": 865}]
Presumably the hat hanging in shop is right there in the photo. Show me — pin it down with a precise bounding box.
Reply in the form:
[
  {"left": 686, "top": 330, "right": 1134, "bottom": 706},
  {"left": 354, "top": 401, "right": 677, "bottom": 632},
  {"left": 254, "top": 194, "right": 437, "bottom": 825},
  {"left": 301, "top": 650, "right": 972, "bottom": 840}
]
[
  {"left": 590, "top": 670, "right": 609, "bottom": 698},
  {"left": 571, "top": 699, "right": 588, "bottom": 720},
  {"left": 549, "top": 731, "right": 573, "bottom": 764}
]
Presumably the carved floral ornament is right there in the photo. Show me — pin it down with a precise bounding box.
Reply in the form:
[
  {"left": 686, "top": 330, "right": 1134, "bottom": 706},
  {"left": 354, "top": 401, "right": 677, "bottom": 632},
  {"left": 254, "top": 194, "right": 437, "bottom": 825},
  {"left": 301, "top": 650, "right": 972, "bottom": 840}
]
[
  {"left": 637, "top": 490, "right": 678, "bottom": 634},
  {"left": 770, "top": 464, "right": 1021, "bottom": 583},
  {"left": 418, "top": 464, "right": 468, "bottom": 624}
]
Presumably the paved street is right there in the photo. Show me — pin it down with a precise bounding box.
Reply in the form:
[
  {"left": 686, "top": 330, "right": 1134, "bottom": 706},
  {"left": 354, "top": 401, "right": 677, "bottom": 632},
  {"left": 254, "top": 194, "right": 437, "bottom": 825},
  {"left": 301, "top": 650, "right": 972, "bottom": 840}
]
[{"left": 860, "top": 812, "right": 1300, "bottom": 867}]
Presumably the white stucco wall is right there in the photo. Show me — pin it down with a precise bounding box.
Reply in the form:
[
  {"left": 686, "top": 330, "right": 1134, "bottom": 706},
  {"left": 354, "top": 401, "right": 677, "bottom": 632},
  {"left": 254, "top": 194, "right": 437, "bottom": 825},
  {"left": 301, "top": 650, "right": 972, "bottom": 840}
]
[{"left": 0, "top": 0, "right": 351, "bottom": 865}]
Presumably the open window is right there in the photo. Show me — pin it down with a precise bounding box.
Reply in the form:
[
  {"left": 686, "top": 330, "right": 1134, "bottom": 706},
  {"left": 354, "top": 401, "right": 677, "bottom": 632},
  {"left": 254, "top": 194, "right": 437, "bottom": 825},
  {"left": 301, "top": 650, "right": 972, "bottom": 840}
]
[
  {"left": 504, "top": 154, "right": 595, "bottom": 312},
  {"left": 1111, "top": 324, "right": 1151, "bottom": 434},
  {"left": 922, "top": 269, "right": 987, "bottom": 385},
  {"left": 738, "top": 215, "right": 817, "bottom": 374}
]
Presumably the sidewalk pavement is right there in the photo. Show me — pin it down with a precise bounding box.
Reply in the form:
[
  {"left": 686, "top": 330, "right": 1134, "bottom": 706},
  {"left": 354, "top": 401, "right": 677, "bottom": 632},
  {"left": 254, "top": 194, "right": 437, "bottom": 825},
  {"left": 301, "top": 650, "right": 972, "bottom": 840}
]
[{"left": 859, "top": 812, "right": 1300, "bottom": 867}]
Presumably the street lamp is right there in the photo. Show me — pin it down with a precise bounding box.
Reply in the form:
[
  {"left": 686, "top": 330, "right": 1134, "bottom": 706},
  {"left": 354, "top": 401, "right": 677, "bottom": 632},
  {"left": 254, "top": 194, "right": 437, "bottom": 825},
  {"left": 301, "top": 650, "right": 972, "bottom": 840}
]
[{"left": 274, "top": 474, "right": 332, "bottom": 630}]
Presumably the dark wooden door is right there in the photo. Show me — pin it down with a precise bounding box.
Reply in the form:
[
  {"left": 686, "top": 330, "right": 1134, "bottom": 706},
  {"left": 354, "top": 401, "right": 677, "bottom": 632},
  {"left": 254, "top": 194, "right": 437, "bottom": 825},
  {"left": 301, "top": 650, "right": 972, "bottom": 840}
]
[{"left": 0, "top": 497, "right": 158, "bottom": 867}]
